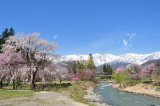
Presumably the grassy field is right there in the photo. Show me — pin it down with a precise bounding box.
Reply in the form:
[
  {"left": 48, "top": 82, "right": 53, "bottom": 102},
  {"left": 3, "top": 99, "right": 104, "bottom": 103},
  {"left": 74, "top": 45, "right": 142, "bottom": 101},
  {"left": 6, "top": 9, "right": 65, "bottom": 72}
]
[
  {"left": 0, "top": 90, "right": 33, "bottom": 100},
  {"left": 0, "top": 81, "right": 96, "bottom": 106}
]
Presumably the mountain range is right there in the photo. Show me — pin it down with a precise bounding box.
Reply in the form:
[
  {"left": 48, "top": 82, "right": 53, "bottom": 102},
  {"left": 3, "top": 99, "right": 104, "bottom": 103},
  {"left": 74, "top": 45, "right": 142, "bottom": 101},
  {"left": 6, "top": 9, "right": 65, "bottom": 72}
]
[{"left": 61, "top": 52, "right": 160, "bottom": 67}]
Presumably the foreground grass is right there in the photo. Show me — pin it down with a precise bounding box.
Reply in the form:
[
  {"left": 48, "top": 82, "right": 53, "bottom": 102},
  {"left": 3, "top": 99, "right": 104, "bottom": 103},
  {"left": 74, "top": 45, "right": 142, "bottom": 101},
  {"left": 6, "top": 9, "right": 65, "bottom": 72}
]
[
  {"left": 0, "top": 81, "right": 96, "bottom": 106},
  {"left": 0, "top": 90, "right": 33, "bottom": 100}
]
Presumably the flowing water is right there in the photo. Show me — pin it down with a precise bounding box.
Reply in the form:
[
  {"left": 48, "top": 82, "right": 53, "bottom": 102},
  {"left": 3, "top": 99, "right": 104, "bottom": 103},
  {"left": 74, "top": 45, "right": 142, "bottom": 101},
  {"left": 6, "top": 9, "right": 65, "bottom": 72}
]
[{"left": 94, "top": 83, "right": 160, "bottom": 106}]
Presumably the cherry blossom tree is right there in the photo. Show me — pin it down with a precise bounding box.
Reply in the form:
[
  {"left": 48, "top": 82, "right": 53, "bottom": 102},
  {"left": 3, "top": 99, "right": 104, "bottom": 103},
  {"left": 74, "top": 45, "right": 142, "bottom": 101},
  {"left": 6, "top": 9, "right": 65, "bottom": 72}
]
[
  {"left": 2, "top": 33, "right": 57, "bottom": 89},
  {"left": 153, "top": 62, "right": 160, "bottom": 81},
  {"left": 141, "top": 63, "right": 156, "bottom": 82},
  {"left": 74, "top": 69, "right": 96, "bottom": 81},
  {"left": 54, "top": 63, "right": 72, "bottom": 85},
  {"left": 0, "top": 47, "right": 26, "bottom": 89},
  {"left": 116, "top": 66, "right": 125, "bottom": 73},
  {"left": 0, "top": 65, "right": 10, "bottom": 89},
  {"left": 126, "top": 64, "right": 141, "bottom": 80},
  {"left": 0, "top": 32, "right": 60, "bottom": 89},
  {"left": 4, "top": 49, "right": 26, "bottom": 89},
  {"left": 16, "top": 33, "right": 57, "bottom": 89}
]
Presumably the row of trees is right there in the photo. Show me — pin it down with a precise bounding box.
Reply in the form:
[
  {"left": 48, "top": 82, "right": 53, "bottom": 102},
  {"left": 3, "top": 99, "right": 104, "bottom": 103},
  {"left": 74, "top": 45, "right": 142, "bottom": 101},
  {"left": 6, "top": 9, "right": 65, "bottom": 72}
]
[
  {"left": 102, "top": 64, "right": 113, "bottom": 75},
  {"left": 114, "top": 63, "right": 160, "bottom": 87},
  {"left": 0, "top": 28, "right": 97, "bottom": 90},
  {"left": 75, "top": 54, "right": 96, "bottom": 71},
  {"left": 69, "top": 54, "right": 96, "bottom": 81},
  {"left": 0, "top": 28, "right": 74, "bottom": 89}
]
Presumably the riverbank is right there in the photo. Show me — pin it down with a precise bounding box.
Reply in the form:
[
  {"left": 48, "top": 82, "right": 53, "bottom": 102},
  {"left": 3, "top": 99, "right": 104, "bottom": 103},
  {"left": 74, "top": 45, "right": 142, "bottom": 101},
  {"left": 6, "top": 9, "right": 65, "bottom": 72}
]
[
  {"left": 84, "top": 87, "right": 108, "bottom": 106},
  {"left": 112, "top": 83, "right": 160, "bottom": 98},
  {"left": 55, "top": 81, "right": 100, "bottom": 106},
  {"left": 83, "top": 82, "right": 111, "bottom": 106}
]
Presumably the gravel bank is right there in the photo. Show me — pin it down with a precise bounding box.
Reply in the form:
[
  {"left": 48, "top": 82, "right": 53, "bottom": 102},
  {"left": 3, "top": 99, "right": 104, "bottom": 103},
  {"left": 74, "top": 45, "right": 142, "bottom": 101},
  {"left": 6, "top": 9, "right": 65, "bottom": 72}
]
[{"left": 84, "top": 87, "right": 109, "bottom": 106}]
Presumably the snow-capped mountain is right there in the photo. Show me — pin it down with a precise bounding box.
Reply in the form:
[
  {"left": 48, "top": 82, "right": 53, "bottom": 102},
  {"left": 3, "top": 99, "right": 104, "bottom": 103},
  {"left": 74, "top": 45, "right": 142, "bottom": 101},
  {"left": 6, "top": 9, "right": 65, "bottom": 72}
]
[{"left": 61, "top": 52, "right": 160, "bottom": 66}]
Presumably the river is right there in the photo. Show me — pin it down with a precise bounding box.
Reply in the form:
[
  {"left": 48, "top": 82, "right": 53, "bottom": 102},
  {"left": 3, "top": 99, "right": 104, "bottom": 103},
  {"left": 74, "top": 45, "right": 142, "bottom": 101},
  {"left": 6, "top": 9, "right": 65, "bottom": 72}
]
[{"left": 94, "top": 83, "right": 160, "bottom": 106}]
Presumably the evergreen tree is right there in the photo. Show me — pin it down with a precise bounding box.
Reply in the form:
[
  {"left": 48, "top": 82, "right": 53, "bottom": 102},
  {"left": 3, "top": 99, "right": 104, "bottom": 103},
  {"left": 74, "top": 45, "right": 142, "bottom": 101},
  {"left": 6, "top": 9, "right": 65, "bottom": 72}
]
[
  {"left": 86, "top": 54, "right": 96, "bottom": 70},
  {"left": 103, "top": 64, "right": 107, "bottom": 73},
  {"left": 103, "top": 64, "right": 113, "bottom": 75},
  {"left": 0, "top": 27, "right": 15, "bottom": 52},
  {"left": 76, "top": 60, "right": 85, "bottom": 72},
  {"left": 9, "top": 27, "right": 15, "bottom": 36},
  {"left": 2, "top": 28, "right": 9, "bottom": 39},
  {"left": 2, "top": 28, "right": 14, "bottom": 39}
]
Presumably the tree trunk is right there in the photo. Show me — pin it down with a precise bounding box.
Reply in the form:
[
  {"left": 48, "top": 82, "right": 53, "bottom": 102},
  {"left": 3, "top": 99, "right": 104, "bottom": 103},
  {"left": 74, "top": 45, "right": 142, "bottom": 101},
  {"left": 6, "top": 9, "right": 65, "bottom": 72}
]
[
  {"left": 59, "top": 78, "right": 62, "bottom": 85},
  {"left": 13, "top": 79, "right": 16, "bottom": 89},
  {"left": 150, "top": 76, "right": 152, "bottom": 82},
  {"left": 28, "top": 67, "right": 32, "bottom": 82},
  {"left": 31, "top": 72, "right": 36, "bottom": 89},
  {"left": 0, "top": 80, "right": 3, "bottom": 89}
]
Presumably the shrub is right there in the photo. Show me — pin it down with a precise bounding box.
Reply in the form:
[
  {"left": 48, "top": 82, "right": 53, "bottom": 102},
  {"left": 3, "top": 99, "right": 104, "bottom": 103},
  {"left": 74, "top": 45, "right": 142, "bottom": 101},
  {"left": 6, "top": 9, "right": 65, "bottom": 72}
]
[{"left": 114, "top": 70, "right": 130, "bottom": 87}]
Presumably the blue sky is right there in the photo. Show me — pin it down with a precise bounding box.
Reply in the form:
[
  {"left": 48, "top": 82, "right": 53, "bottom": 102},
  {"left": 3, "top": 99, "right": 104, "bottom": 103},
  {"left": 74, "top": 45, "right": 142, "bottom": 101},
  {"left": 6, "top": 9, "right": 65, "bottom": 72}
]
[{"left": 0, "top": 0, "right": 160, "bottom": 55}]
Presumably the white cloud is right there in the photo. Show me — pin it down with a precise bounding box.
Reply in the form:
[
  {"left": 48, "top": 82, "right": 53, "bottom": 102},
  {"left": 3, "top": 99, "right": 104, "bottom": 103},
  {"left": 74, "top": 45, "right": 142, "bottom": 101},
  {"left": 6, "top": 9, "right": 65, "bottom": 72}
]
[
  {"left": 121, "top": 33, "right": 136, "bottom": 49},
  {"left": 123, "top": 39, "right": 128, "bottom": 48},
  {"left": 127, "top": 33, "right": 136, "bottom": 40}
]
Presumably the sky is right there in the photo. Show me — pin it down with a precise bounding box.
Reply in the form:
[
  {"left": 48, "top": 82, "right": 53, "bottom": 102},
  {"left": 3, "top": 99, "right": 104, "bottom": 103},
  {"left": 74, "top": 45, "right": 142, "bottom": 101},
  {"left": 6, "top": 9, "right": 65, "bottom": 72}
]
[{"left": 0, "top": 0, "right": 160, "bottom": 55}]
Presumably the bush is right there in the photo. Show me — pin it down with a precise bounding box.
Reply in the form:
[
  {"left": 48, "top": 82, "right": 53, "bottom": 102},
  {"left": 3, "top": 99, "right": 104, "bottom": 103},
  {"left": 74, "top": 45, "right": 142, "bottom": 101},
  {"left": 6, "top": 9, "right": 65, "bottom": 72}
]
[{"left": 114, "top": 70, "right": 130, "bottom": 87}]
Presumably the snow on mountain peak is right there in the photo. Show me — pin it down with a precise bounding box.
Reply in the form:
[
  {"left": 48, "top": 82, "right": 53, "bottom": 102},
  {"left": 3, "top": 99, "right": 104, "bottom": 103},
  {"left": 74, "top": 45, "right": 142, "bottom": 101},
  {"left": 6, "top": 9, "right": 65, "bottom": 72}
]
[{"left": 61, "top": 52, "right": 160, "bottom": 66}]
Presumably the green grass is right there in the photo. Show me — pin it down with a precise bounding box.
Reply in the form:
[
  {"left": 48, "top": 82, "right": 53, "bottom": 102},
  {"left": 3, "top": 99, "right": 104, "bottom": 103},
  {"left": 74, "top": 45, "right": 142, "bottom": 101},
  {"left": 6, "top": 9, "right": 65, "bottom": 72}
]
[
  {"left": 0, "top": 81, "right": 96, "bottom": 106},
  {"left": 0, "top": 90, "right": 34, "bottom": 100}
]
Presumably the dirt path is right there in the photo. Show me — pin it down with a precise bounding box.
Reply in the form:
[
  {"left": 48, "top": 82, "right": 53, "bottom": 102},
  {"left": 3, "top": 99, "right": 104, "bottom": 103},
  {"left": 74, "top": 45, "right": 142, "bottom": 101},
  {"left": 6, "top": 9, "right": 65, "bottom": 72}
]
[{"left": 0, "top": 91, "right": 88, "bottom": 106}]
